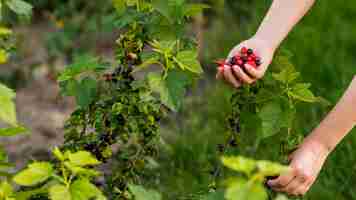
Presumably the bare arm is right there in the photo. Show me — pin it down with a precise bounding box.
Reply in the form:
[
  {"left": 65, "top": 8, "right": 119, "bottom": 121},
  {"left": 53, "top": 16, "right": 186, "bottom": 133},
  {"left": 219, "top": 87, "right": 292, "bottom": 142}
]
[
  {"left": 305, "top": 76, "right": 356, "bottom": 152},
  {"left": 255, "top": 0, "right": 316, "bottom": 51}
]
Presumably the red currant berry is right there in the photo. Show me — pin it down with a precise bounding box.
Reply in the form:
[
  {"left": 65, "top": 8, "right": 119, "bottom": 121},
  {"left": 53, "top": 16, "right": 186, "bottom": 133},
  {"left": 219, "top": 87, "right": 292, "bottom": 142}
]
[
  {"left": 241, "top": 47, "right": 248, "bottom": 54},
  {"left": 250, "top": 53, "right": 257, "bottom": 60},
  {"left": 247, "top": 61, "right": 257, "bottom": 68},
  {"left": 237, "top": 59, "right": 244, "bottom": 66},
  {"left": 247, "top": 56, "right": 254, "bottom": 62}
]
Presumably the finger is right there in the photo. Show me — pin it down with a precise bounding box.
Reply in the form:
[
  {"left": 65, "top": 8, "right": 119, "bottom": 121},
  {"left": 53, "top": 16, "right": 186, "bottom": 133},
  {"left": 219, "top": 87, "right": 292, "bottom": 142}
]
[
  {"left": 283, "top": 175, "right": 307, "bottom": 194},
  {"left": 267, "top": 170, "right": 296, "bottom": 188},
  {"left": 244, "top": 64, "right": 264, "bottom": 79},
  {"left": 216, "top": 67, "right": 224, "bottom": 79},
  {"left": 293, "top": 184, "right": 310, "bottom": 196},
  {"left": 223, "top": 65, "right": 241, "bottom": 88},
  {"left": 232, "top": 65, "right": 255, "bottom": 84}
]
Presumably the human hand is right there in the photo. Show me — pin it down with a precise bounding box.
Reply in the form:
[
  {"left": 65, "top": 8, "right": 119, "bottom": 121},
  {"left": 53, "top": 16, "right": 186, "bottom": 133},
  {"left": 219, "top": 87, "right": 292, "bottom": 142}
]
[
  {"left": 267, "top": 140, "right": 330, "bottom": 196},
  {"left": 216, "top": 37, "right": 275, "bottom": 88}
]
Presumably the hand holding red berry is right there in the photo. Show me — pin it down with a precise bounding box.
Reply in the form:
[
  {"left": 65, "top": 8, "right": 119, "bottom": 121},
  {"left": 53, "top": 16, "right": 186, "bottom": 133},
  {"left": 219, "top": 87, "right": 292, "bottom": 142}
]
[{"left": 216, "top": 38, "right": 275, "bottom": 88}]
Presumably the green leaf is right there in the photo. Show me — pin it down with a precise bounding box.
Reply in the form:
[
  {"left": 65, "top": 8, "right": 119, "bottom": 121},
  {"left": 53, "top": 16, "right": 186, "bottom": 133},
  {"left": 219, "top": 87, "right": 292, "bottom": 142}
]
[
  {"left": 49, "top": 184, "right": 71, "bottom": 200},
  {"left": 258, "top": 102, "right": 283, "bottom": 138},
  {"left": 53, "top": 147, "right": 65, "bottom": 161},
  {"left": 5, "top": 0, "right": 32, "bottom": 17},
  {"left": 13, "top": 162, "right": 53, "bottom": 186},
  {"left": 225, "top": 178, "right": 267, "bottom": 200},
  {"left": 221, "top": 156, "right": 256, "bottom": 176},
  {"left": 256, "top": 160, "right": 289, "bottom": 176},
  {"left": 75, "top": 78, "right": 98, "bottom": 108},
  {"left": 64, "top": 162, "right": 101, "bottom": 177},
  {"left": 0, "top": 83, "right": 17, "bottom": 126},
  {"left": 148, "top": 70, "right": 191, "bottom": 111},
  {"left": 112, "top": 0, "right": 126, "bottom": 15},
  {"left": 152, "top": 0, "right": 172, "bottom": 23},
  {"left": 275, "top": 194, "right": 290, "bottom": 200},
  {"left": 58, "top": 55, "right": 107, "bottom": 82},
  {"left": 0, "top": 126, "right": 27, "bottom": 137},
  {"left": 200, "top": 190, "right": 225, "bottom": 200},
  {"left": 272, "top": 65, "right": 299, "bottom": 84},
  {"left": 133, "top": 56, "right": 161, "bottom": 73},
  {"left": 184, "top": 3, "right": 210, "bottom": 17},
  {"left": 174, "top": 50, "right": 203, "bottom": 74},
  {"left": 288, "top": 83, "right": 317, "bottom": 103},
  {"left": 0, "top": 181, "right": 13, "bottom": 199},
  {"left": 68, "top": 151, "right": 101, "bottom": 166},
  {"left": 128, "top": 184, "right": 162, "bottom": 200},
  {"left": 70, "top": 179, "right": 106, "bottom": 200}
]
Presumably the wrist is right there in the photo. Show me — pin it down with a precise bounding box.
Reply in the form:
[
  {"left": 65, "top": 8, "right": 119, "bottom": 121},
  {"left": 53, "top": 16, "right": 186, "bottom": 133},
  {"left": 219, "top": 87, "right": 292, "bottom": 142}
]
[
  {"left": 302, "top": 135, "right": 333, "bottom": 157},
  {"left": 252, "top": 34, "right": 279, "bottom": 53}
]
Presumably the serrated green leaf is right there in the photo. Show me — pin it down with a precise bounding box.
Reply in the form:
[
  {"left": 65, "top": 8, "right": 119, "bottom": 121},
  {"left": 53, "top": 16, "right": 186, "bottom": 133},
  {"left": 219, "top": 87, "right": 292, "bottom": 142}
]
[
  {"left": 0, "top": 126, "right": 27, "bottom": 137},
  {"left": 58, "top": 55, "right": 107, "bottom": 82},
  {"left": 174, "top": 50, "right": 203, "bottom": 74},
  {"left": 5, "top": 0, "right": 32, "bottom": 17},
  {"left": 13, "top": 162, "right": 53, "bottom": 186},
  {"left": 128, "top": 184, "right": 162, "bottom": 200},
  {"left": 225, "top": 178, "right": 267, "bottom": 200},
  {"left": 258, "top": 102, "right": 283, "bottom": 138},
  {"left": 70, "top": 179, "right": 106, "bottom": 200},
  {"left": 49, "top": 184, "right": 71, "bottom": 200},
  {"left": 0, "top": 83, "right": 17, "bottom": 126},
  {"left": 75, "top": 78, "right": 98, "bottom": 108},
  {"left": 221, "top": 156, "right": 256, "bottom": 175},
  {"left": 272, "top": 64, "right": 299, "bottom": 84},
  {"left": 288, "top": 83, "right": 317, "bottom": 103},
  {"left": 68, "top": 151, "right": 101, "bottom": 166},
  {"left": 148, "top": 70, "right": 191, "bottom": 111}
]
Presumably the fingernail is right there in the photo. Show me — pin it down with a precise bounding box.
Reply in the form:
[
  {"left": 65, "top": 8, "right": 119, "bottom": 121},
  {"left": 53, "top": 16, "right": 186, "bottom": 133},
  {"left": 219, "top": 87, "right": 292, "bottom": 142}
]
[{"left": 267, "top": 180, "right": 272, "bottom": 186}]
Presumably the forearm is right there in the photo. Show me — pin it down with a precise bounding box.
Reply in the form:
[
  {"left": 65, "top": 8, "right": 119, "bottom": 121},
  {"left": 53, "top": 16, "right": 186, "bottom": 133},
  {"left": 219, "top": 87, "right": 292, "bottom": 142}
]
[
  {"left": 305, "top": 76, "right": 356, "bottom": 153},
  {"left": 254, "top": 0, "right": 316, "bottom": 51}
]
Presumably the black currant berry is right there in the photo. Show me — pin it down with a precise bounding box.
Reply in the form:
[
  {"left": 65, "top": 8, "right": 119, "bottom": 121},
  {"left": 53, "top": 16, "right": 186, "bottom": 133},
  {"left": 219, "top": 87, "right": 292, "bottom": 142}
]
[
  {"left": 247, "top": 48, "right": 253, "bottom": 55},
  {"left": 217, "top": 144, "right": 224, "bottom": 152},
  {"left": 255, "top": 59, "right": 262, "bottom": 66},
  {"left": 230, "top": 57, "right": 237, "bottom": 65},
  {"left": 229, "top": 139, "right": 238, "bottom": 147}
]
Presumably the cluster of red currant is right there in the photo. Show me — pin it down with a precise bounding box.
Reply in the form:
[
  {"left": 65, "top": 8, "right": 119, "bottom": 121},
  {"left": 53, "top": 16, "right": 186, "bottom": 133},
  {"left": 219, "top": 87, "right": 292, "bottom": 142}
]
[{"left": 216, "top": 47, "right": 261, "bottom": 71}]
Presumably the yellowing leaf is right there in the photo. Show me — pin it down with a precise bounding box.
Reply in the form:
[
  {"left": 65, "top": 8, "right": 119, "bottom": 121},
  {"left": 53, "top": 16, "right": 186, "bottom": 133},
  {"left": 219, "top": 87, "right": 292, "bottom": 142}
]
[
  {"left": 13, "top": 162, "right": 53, "bottom": 186},
  {"left": 0, "top": 27, "right": 12, "bottom": 35},
  {"left": 0, "top": 126, "right": 27, "bottom": 137},
  {"left": 221, "top": 156, "right": 256, "bottom": 175},
  {"left": 0, "top": 83, "right": 17, "bottom": 126},
  {"left": 0, "top": 50, "right": 9, "bottom": 64},
  {"left": 225, "top": 179, "right": 267, "bottom": 200},
  {"left": 68, "top": 151, "right": 101, "bottom": 166},
  {"left": 256, "top": 160, "right": 289, "bottom": 176},
  {"left": 49, "top": 184, "right": 71, "bottom": 200}
]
